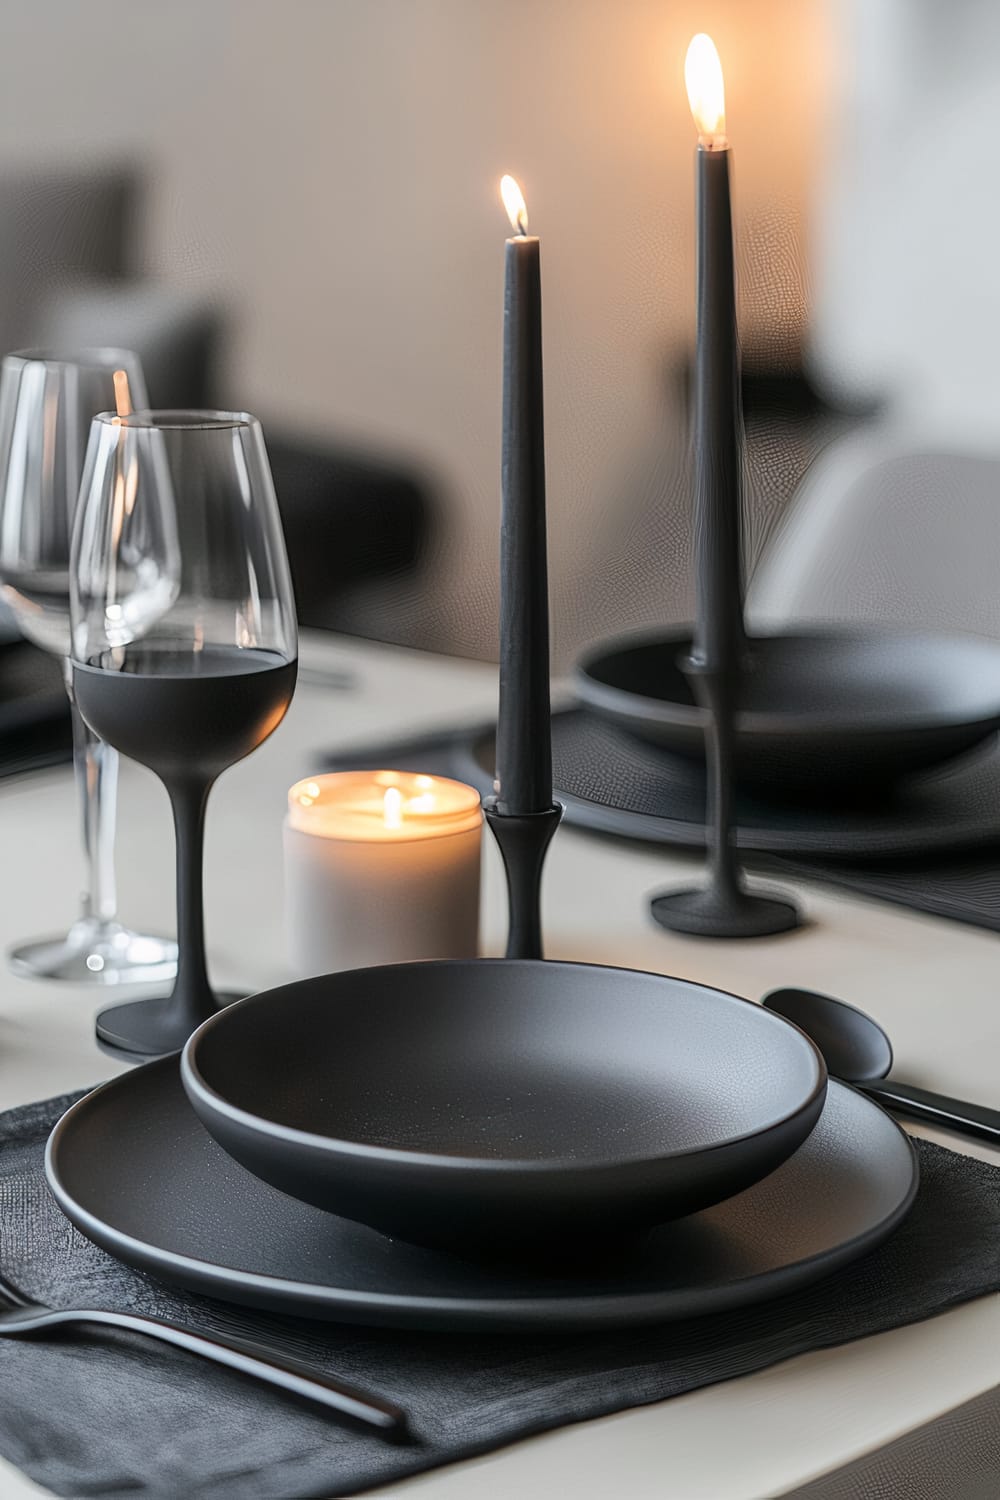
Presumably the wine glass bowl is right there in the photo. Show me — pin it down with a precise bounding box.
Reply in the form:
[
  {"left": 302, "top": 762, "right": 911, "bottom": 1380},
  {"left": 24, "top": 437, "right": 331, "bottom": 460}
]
[
  {"left": 71, "top": 410, "right": 298, "bottom": 1056},
  {"left": 0, "top": 349, "right": 135, "bottom": 658},
  {"left": 0, "top": 348, "right": 178, "bottom": 985}
]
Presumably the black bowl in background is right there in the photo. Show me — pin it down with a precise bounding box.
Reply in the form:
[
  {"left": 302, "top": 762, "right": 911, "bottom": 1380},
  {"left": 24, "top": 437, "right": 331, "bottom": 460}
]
[
  {"left": 181, "top": 960, "right": 826, "bottom": 1256},
  {"left": 574, "top": 627, "right": 1000, "bottom": 795}
]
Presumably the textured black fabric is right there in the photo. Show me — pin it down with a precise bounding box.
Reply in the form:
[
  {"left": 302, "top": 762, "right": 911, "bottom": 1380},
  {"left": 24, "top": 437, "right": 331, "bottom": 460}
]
[
  {"left": 324, "top": 718, "right": 1000, "bottom": 928},
  {"left": 782, "top": 1382, "right": 1000, "bottom": 1500},
  {"left": 2, "top": 1091, "right": 1000, "bottom": 1499},
  {"left": 764, "top": 849, "right": 1000, "bottom": 934}
]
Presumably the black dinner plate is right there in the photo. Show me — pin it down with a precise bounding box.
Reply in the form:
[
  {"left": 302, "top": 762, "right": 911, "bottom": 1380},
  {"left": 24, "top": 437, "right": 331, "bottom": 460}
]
[
  {"left": 575, "top": 628, "right": 1000, "bottom": 794},
  {"left": 181, "top": 962, "right": 827, "bottom": 1252},
  {"left": 45, "top": 1058, "right": 917, "bottom": 1333},
  {"left": 452, "top": 712, "right": 1000, "bottom": 858}
]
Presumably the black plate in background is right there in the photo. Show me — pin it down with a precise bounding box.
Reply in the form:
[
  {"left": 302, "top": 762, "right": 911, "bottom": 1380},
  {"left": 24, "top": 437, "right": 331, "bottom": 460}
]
[
  {"left": 454, "top": 714, "right": 1000, "bottom": 859},
  {"left": 46, "top": 1058, "right": 917, "bottom": 1333},
  {"left": 575, "top": 628, "right": 1000, "bottom": 793},
  {"left": 323, "top": 711, "right": 1000, "bottom": 860}
]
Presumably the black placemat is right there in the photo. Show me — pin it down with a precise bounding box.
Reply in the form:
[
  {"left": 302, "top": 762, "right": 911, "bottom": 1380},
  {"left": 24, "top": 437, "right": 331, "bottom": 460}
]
[
  {"left": 3, "top": 1090, "right": 1000, "bottom": 1499},
  {"left": 763, "top": 849, "right": 1000, "bottom": 935},
  {"left": 321, "top": 718, "right": 1000, "bottom": 931}
]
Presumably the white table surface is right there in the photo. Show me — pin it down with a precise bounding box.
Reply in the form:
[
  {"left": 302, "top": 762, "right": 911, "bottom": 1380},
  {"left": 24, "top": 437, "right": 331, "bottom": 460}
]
[{"left": 2, "top": 630, "right": 999, "bottom": 1500}]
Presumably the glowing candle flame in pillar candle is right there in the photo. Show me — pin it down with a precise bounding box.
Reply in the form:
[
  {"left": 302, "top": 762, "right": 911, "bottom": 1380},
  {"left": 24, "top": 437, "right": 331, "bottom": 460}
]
[
  {"left": 500, "top": 174, "right": 529, "bottom": 236},
  {"left": 685, "top": 33, "right": 727, "bottom": 148},
  {"left": 288, "top": 772, "right": 481, "bottom": 841},
  {"left": 383, "top": 785, "right": 404, "bottom": 830},
  {"left": 283, "top": 770, "right": 484, "bottom": 973}
]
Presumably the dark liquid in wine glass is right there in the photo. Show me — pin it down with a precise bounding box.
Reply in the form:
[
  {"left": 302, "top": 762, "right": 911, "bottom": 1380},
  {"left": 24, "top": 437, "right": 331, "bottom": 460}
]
[{"left": 73, "top": 645, "right": 297, "bottom": 780}]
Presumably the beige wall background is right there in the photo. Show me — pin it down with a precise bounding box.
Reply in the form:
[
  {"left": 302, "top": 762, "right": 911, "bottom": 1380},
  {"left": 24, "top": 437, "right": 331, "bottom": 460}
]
[{"left": 0, "top": 0, "right": 828, "bottom": 664}]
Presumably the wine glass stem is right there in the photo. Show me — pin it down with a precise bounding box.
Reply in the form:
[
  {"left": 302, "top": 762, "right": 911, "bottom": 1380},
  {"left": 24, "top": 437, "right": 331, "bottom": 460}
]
[
  {"left": 65, "top": 662, "right": 119, "bottom": 926},
  {"left": 167, "top": 778, "right": 216, "bottom": 1025}
]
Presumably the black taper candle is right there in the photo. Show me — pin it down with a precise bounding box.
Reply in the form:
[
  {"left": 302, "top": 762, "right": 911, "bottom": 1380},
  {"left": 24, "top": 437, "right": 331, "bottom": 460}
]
[
  {"left": 649, "top": 34, "right": 799, "bottom": 940},
  {"left": 692, "top": 141, "right": 744, "bottom": 670},
  {"left": 487, "top": 176, "right": 562, "bottom": 961},
  {"left": 495, "top": 208, "right": 552, "bottom": 816}
]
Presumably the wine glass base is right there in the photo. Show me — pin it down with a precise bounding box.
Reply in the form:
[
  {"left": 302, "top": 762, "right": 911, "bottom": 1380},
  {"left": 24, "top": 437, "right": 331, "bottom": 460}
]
[
  {"left": 650, "top": 886, "right": 801, "bottom": 940},
  {"left": 95, "top": 989, "right": 245, "bottom": 1060},
  {"left": 8, "top": 919, "right": 178, "bottom": 986}
]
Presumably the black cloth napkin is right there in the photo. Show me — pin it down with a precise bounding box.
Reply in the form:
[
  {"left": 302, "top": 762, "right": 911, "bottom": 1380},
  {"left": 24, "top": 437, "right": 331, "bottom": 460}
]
[
  {"left": 2, "top": 1090, "right": 1000, "bottom": 1499},
  {"left": 321, "top": 720, "right": 1000, "bottom": 932}
]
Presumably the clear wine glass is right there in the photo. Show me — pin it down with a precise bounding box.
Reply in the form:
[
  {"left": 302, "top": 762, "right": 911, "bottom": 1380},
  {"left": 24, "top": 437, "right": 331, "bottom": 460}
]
[
  {"left": 0, "top": 349, "right": 178, "bottom": 985},
  {"left": 71, "top": 410, "right": 298, "bottom": 1056}
]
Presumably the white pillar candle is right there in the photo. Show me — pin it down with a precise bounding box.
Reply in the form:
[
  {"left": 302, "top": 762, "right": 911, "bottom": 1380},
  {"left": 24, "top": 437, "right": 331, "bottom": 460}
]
[{"left": 283, "top": 770, "right": 483, "bottom": 977}]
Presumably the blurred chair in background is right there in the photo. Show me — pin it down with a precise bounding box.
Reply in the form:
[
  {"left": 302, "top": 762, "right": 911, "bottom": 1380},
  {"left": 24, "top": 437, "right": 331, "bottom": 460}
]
[
  {"left": 0, "top": 165, "right": 136, "bottom": 356},
  {"left": 37, "top": 282, "right": 221, "bottom": 409},
  {"left": 0, "top": 163, "right": 434, "bottom": 649},
  {"left": 752, "top": 0, "right": 1000, "bottom": 646},
  {"left": 748, "top": 427, "right": 1000, "bottom": 643}
]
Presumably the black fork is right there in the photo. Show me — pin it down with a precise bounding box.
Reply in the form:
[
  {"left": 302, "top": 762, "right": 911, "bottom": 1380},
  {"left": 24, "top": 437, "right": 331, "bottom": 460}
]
[{"left": 0, "top": 1266, "right": 409, "bottom": 1441}]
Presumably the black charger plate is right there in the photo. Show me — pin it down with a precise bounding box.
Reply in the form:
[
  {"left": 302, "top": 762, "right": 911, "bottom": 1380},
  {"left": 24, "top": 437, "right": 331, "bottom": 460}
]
[
  {"left": 182, "top": 962, "right": 826, "bottom": 1252},
  {"left": 575, "top": 628, "right": 1000, "bottom": 794},
  {"left": 450, "top": 713, "right": 1000, "bottom": 858},
  {"left": 45, "top": 1059, "right": 917, "bottom": 1333}
]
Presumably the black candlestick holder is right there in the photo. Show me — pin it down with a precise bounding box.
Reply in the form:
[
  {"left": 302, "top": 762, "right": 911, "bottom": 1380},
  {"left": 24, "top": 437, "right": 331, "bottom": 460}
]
[
  {"left": 483, "top": 798, "right": 563, "bottom": 960},
  {"left": 649, "top": 655, "right": 800, "bottom": 939}
]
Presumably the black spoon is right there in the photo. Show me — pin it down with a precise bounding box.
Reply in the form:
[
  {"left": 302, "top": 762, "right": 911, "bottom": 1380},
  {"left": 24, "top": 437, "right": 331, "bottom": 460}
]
[{"left": 763, "top": 987, "right": 1000, "bottom": 1146}]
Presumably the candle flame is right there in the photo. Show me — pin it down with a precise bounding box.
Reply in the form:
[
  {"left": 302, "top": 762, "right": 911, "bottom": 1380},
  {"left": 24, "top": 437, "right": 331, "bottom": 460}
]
[
  {"left": 383, "top": 785, "right": 404, "bottom": 830},
  {"left": 500, "top": 174, "right": 529, "bottom": 236},
  {"left": 685, "top": 33, "right": 727, "bottom": 147}
]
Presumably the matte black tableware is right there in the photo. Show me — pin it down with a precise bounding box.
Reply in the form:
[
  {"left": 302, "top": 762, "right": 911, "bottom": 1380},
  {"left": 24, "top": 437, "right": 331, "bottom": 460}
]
[
  {"left": 648, "top": 656, "right": 800, "bottom": 939},
  {"left": 71, "top": 410, "right": 298, "bottom": 1057},
  {"left": 456, "top": 712, "right": 1000, "bottom": 857},
  {"left": 651, "top": 55, "right": 799, "bottom": 940},
  {"left": 487, "top": 178, "right": 560, "bottom": 961},
  {"left": 0, "top": 1265, "right": 407, "bottom": 1441},
  {"left": 763, "top": 987, "right": 1000, "bottom": 1146},
  {"left": 575, "top": 628, "right": 1000, "bottom": 795},
  {"left": 46, "top": 1058, "right": 917, "bottom": 1333},
  {"left": 494, "top": 178, "right": 551, "bottom": 824},
  {"left": 182, "top": 960, "right": 826, "bottom": 1253},
  {"left": 482, "top": 798, "right": 562, "bottom": 958}
]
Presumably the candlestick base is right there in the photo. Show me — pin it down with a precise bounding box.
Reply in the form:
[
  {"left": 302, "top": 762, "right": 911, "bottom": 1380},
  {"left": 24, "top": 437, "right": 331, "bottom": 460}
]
[
  {"left": 483, "top": 800, "right": 563, "bottom": 961},
  {"left": 649, "top": 884, "right": 800, "bottom": 940},
  {"left": 95, "top": 989, "right": 246, "bottom": 1060}
]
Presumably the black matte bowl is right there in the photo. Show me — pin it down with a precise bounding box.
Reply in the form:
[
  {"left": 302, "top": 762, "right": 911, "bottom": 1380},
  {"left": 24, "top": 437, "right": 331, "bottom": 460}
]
[
  {"left": 575, "top": 627, "right": 1000, "bottom": 794},
  {"left": 181, "top": 960, "right": 826, "bottom": 1255}
]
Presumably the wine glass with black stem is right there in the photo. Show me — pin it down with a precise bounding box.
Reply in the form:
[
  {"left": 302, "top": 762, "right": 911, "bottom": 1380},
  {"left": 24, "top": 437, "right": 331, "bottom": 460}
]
[
  {"left": 71, "top": 410, "right": 298, "bottom": 1056},
  {"left": 0, "top": 348, "right": 179, "bottom": 985}
]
